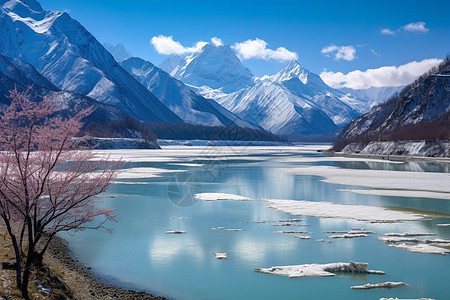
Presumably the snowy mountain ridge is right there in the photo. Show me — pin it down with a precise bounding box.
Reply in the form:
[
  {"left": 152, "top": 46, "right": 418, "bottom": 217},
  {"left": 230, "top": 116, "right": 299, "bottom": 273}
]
[
  {"left": 0, "top": 0, "right": 182, "bottom": 124},
  {"left": 120, "top": 56, "right": 257, "bottom": 128},
  {"left": 168, "top": 44, "right": 255, "bottom": 94},
  {"left": 337, "top": 59, "right": 450, "bottom": 146},
  {"left": 103, "top": 43, "right": 133, "bottom": 62}
]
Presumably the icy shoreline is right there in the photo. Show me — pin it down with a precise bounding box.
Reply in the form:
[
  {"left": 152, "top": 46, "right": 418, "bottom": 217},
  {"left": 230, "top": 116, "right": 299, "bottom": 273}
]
[{"left": 338, "top": 140, "right": 450, "bottom": 159}]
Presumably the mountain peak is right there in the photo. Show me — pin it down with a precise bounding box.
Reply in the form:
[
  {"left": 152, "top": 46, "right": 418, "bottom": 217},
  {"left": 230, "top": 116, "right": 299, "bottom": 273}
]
[
  {"left": 271, "top": 60, "right": 309, "bottom": 84},
  {"left": 158, "top": 55, "right": 185, "bottom": 74},
  {"left": 172, "top": 43, "right": 255, "bottom": 93},
  {"left": 103, "top": 43, "right": 133, "bottom": 62},
  {"left": 2, "top": 0, "right": 44, "bottom": 17}
]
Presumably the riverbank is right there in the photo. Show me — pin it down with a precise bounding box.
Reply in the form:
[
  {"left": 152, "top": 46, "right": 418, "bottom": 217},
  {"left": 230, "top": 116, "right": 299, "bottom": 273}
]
[
  {"left": 0, "top": 225, "right": 167, "bottom": 299},
  {"left": 338, "top": 140, "right": 450, "bottom": 159},
  {"left": 327, "top": 150, "right": 450, "bottom": 163}
]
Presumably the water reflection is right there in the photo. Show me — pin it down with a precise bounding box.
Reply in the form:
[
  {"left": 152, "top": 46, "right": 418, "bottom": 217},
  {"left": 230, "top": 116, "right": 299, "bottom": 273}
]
[
  {"left": 63, "top": 147, "right": 450, "bottom": 300},
  {"left": 333, "top": 160, "right": 450, "bottom": 173},
  {"left": 149, "top": 235, "right": 206, "bottom": 262}
]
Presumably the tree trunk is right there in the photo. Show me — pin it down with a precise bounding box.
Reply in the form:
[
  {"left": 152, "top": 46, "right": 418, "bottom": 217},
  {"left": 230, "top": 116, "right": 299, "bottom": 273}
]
[
  {"left": 2, "top": 217, "right": 22, "bottom": 289},
  {"left": 21, "top": 217, "right": 34, "bottom": 300},
  {"left": 21, "top": 254, "right": 32, "bottom": 300}
]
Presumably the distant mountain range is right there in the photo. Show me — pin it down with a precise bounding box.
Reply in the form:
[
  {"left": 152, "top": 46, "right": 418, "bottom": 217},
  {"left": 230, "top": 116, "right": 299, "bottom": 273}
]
[
  {"left": 0, "top": 0, "right": 406, "bottom": 141},
  {"left": 120, "top": 56, "right": 256, "bottom": 128},
  {"left": 160, "top": 46, "right": 366, "bottom": 139}
]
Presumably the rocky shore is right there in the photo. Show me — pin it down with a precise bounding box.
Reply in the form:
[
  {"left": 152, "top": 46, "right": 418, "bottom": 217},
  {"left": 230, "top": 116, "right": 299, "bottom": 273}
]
[
  {"left": 0, "top": 225, "right": 167, "bottom": 300},
  {"left": 334, "top": 140, "right": 450, "bottom": 160},
  {"left": 44, "top": 236, "right": 167, "bottom": 299}
]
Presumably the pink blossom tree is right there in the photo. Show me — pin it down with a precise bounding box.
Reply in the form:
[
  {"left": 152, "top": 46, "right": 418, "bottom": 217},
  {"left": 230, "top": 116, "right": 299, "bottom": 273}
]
[{"left": 0, "top": 89, "right": 123, "bottom": 299}]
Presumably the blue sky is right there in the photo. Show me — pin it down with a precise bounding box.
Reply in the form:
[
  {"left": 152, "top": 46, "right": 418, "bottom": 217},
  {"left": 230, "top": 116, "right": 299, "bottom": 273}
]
[{"left": 40, "top": 0, "right": 450, "bottom": 88}]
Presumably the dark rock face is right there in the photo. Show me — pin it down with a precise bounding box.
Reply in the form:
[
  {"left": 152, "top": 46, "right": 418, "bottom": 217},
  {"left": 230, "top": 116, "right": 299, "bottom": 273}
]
[{"left": 336, "top": 59, "right": 450, "bottom": 152}]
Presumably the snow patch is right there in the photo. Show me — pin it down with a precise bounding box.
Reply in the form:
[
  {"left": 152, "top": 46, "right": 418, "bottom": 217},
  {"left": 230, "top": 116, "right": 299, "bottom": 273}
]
[
  {"left": 265, "top": 199, "right": 425, "bottom": 222},
  {"left": 211, "top": 252, "right": 227, "bottom": 259},
  {"left": 254, "top": 261, "right": 384, "bottom": 278},
  {"left": 195, "top": 193, "right": 251, "bottom": 201},
  {"left": 351, "top": 282, "right": 410, "bottom": 290},
  {"left": 387, "top": 243, "right": 450, "bottom": 255}
]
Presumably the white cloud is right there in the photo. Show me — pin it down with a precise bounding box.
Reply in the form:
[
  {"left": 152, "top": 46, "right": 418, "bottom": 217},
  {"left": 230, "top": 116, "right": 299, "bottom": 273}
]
[
  {"left": 371, "top": 49, "right": 381, "bottom": 57},
  {"left": 150, "top": 35, "right": 207, "bottom": 55},
  {"left": 211, "top": 37, "right": 224, "bottom": 47},
  {"left": 321, "top": 44, "right": 356, "bottom": 61},
  {"left": 402, "top": 22, "right": 429, "bottom": 33},
  {"left": 232, "top": 38, "right": 298, "bottom": 62},
  {"left": 380, "top": 22, "right": 429, "bottom": 36},
  {"left": 381, "top": 28, "right": 395, "bottom": 35},
  {"left": 320, "top": 58, "right": 443, "bottom": 89}
]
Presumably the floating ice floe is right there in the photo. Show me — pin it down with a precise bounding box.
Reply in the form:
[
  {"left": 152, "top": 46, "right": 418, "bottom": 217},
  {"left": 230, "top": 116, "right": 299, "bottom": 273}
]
[
  {"left": 424, "top": 238, "right": 450, "bottom": 244},
  {"left": 212, "top": 252, "right": 227, "bottom": 259},
  {"left": 254, "top": 261, "right": 384, "bottom": 278},
  {"left": 317, "top": 239, "right": 332, "bottom": 243},
  {"left": 283, "top": 166, "right": 450, "bottom": 200},
  {"left": 264, "top": 199, "right": 425, "bottom": 223},
  {"left": 116, "top": 167, "right": 187, "bottom": 179},
  {"left": 170, "top": 217, "right": 189, "bottom": 219},
  {"left": 437, "top": 223, "right": 450, "bottom": 227},
  {"left": 273, "top": 231, "right": 311, "bottom": 234},
  {"left": 328, "top": 234, "right": 369, "bottom": 239},
  {"left": 194, "top": 193, "right": 251, "bottom": 201},
  {"left": 387, "top": 243, "right": 450, "bottom": 255},
  {"left": 211, "top": 227, "right": 246, "bottom": 231},
  {"left": 294, "top": 235, "right": 312, "bottom": 240},
  {"left": 165, "top": 230, "right": 186, "bottom": 234},
  {"left": 379, "top": 237, "right": 421, "bottom": 243},
  {"left": 351, "top": 282, "right": 410, "bottom": 290},
  {"left": 323, "top": 230, "right": 376, "bottom": 235},
  {"left": 271, "top": 223, "right": 309, "bottom": 227},
  {"left": 384, "top": 232, "right": 436, "bottom": 237}
]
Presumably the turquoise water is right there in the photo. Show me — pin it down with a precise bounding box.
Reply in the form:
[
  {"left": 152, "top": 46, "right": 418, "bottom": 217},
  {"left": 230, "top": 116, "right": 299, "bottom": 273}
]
[{"left": 62, "top": 148, "right": 450, "bottom": 300}]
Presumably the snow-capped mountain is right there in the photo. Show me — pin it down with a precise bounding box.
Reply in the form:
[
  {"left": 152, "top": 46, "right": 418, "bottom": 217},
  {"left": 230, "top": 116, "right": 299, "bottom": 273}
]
[
  {"left": 158, "top": 55, "right": 186, "bottom": 74},
  {"left": 264, "top": 61, "right": 360, "bottom": 125},
  {"left": 0, "top": 53, "right": 125, "bottom": 123},
  {"left": 338, "top": 86, "right": 404, "bottom": 113},
  {"left": 214, "top": 60, "right": 360, "bottom": 139},
  {"left": 0, "top": 0, "right": 182, "bottom": 124},
  {"left": 216, "top": 82, "right": 337, "bottom": 138},
  {"left": 170, "top": 44, "right": 255, "bottom": 94},
  {"left": 120, "top": 56, "right": 257, "bottom": 128},
  {"left": 338, "top": 59, "right": 450, "bottom": 141},
  {"left": 103, "top": 43, "right": 133, "bottom": 62}
]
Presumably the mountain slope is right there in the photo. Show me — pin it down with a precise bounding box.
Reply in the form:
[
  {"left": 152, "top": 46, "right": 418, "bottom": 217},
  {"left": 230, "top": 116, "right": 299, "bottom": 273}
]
[
  {"left": 103, "top": 43, "right": 133, "bottom": 62},
  {"left": 215, "top": 60, "right": 363, "bottom": 139},
  {"left": 335, "top": 58, "right": 450, "bottom": 149},
  {"left": 0, "top": 53, "right": 126, "bottom": 124},
  {"left": 216, "top": 81, "right": 337, "bottom": 139},
  {"left": 120, "top": 56, "right": 257, "bottom": 128},
  {"left": 268, "top": 61, "right": 360, "bottom": 126},
  {"left": 338, "top": 86, "right": 404, "bottom": 113},
  {"left": 159, "top": 55, "right": 186, "bottom": 74},
  {"left": 0, "top": 0, "right": 182, "bottom": 124},
  {"left": 171, "top": 44, "right": 255, "bottom": 93}
]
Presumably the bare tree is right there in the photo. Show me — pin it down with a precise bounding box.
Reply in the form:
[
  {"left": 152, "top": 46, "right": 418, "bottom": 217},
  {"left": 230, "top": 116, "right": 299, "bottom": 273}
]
[{"left": 0, "top": 89, "right": 122, "bottom": 299}]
